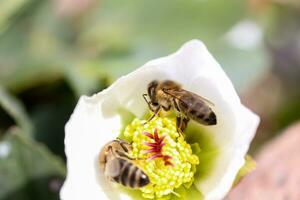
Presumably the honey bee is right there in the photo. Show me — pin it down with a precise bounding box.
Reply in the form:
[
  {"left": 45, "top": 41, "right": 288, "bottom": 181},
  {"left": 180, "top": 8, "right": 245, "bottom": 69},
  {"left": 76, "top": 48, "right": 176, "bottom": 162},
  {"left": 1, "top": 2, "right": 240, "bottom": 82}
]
[
  {"left": 99, "top": 139, "right": 150, "bottom": 188},
  {"left": 143, "top": 80, "right": 217, "bottom": 132}
]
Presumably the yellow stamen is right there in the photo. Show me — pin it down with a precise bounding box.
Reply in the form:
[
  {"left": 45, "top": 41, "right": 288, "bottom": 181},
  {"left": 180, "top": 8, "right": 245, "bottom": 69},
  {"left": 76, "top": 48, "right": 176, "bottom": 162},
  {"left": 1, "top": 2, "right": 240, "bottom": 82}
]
[{"left": 124, "top": 116, "right": 199, "bottom": 199}]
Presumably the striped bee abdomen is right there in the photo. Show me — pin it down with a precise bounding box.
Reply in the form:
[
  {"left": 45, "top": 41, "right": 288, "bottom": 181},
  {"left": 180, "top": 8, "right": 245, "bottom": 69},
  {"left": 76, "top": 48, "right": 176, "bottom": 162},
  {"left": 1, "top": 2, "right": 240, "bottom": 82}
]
[
  {"left": 178, "top": 93, "right": 217, "bottom": 126},
  {"left": 113, "top": 158, "right": 150, "bottom": 188}
]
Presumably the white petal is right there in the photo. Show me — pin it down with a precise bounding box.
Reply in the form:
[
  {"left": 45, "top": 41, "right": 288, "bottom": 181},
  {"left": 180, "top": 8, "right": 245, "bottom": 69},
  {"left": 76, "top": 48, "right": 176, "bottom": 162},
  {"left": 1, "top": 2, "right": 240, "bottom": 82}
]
[
  {"left": 61, "top": 40, "right": 259, "bottom": 200},
  {"left": 61, "top": 95, "right": 124, "bottom": 200}
]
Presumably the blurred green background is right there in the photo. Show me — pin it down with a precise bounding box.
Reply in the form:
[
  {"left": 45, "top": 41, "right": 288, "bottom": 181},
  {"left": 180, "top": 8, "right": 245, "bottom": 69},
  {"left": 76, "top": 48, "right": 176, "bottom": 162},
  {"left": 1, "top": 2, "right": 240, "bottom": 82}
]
[{"left": 0, "top": 0, "right": 300, "bottom": 199}]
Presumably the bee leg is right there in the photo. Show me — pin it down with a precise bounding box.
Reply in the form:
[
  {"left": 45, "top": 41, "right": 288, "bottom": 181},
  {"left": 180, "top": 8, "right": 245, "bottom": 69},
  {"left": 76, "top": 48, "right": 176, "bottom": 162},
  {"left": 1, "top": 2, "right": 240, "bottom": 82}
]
[
  {"left": 119, "top": 141, "right": 145, "bottom": 159},
  {"left": 134, "top": 157, "right": 146, "bottom": 161},
  {"left": 119, "top": 140, "right": 132, "bottom": 153},
  {"left": 162, "top": 104, "right": 171, "bottom": 111},
  {"left": 145, "top": 106, "right": 161, "bottom": 124},
  {"left": 181, "top": 117, "right": 190, "bottom": 132},
  {"left": 176, "top": 116, "right": 184, "bottom": 136},
  {"left": 173, "top": 98, "right": 189, "bottom": 135},
  {"left": 176, "top": 116, "right": 190, "bottom": 136},
  {"left": 116, "top": 150, "right": 145, "bottom": 161},
  {"left": 142, "top": 94, "right": 155, "bottom": 112},
  {"left": 115, "top": 150, "right": 133, "bottom": 160}
]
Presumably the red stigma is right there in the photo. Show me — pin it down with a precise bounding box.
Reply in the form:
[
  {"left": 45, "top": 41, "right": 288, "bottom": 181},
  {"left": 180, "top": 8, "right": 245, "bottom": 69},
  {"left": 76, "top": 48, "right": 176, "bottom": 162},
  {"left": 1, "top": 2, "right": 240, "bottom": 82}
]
[{"left": 143, "top": 128, "right": 173, "bottom": 166}]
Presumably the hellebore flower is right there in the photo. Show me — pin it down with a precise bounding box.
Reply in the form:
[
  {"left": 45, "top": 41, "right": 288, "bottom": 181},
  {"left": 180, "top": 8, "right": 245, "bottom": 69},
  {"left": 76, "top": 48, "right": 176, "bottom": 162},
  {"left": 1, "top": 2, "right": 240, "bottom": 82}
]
[{"left": 60, "top": 40, "right": 260, "bottom": 200}]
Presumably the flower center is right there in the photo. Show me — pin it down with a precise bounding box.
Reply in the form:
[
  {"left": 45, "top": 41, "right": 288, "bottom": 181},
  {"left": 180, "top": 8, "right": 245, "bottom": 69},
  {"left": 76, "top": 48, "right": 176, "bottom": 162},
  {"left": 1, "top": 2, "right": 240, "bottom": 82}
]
[
  {"left": 143, "top": 128, "right": 173, "bottom": 166},
  {"left": 123, "top": 116, "right": 199, "bottom": 199}
]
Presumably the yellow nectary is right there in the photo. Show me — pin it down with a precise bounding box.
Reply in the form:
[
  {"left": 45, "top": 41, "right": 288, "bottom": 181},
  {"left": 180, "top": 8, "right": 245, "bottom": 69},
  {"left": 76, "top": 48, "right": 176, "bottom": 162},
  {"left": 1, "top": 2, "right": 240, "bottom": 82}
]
[{"left": 124, "top": 116, "right": 199, "bottom": 199}]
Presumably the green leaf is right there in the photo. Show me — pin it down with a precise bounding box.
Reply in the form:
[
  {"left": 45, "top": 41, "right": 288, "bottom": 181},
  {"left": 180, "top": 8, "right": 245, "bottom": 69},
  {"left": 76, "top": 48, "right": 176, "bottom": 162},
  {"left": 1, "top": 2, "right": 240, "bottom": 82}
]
[
  {"left": 80, "top": 0, "right": 269, "bottom": 90},
  {"left": 63, "top": 61, "right": 107, "bottom": 97},
  {"left": 0, "top": 0, "right": 32, "bottom": 33},
  {"left": 233, "top": 155, "right": 256, "bottom": 186},
  {"left": 0, "top": 86, "right": 32, "bottom": 135},
  {"left": 76, "top": 0, "right": 256, "bottom": 87},
  {"left": 31, "top": 94, "right": 76, "bottom": 158},
  {"left": 0, "top": 1, "right": 68, "bottom": 92},
  {"left": 82, "top": 0, "right": 247, "bottom": 50},
  {"left": 0, "top": 128, "right": 65, "bottom": 200}
]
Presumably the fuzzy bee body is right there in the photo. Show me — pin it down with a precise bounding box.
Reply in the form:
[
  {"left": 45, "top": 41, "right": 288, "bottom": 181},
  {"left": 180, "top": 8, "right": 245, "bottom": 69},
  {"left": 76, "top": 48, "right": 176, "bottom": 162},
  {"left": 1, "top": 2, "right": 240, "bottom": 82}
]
[
  {"left": 99, "top": 140, "right": 150, "bottom": 188},
  {"left": 144, "top": 80, "right": 217, "bottom": 132}
]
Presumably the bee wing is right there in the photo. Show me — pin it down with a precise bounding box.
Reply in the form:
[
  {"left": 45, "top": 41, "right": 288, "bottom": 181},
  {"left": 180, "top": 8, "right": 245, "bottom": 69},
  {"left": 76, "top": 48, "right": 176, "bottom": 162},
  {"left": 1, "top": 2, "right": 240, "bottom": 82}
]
[
  {"left": 105, "top": 158, "right": 122, "bottom": 178},
  {"left": 118, "top": 139, "right": 133, "bottom": 153},
  {"left": 191, "top": 92, "right": 215, "bottom": 106},
  {"left": 164, "top": 89, "right": 215, "bottom": 107}
]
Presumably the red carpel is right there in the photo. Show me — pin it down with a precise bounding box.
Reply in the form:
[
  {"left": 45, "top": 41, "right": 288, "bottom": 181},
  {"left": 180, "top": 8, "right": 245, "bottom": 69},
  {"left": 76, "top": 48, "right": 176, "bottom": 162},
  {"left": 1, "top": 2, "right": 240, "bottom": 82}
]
[{"left": 143, "top": 128, "right": 173, "bottom": 166}]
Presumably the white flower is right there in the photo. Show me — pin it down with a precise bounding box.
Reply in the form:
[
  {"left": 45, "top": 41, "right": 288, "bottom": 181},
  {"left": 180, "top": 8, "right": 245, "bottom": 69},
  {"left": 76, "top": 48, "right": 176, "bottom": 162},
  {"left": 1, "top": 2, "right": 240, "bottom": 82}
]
[{"left": 60, "top": 40, "right": 260, "bottom": 200}]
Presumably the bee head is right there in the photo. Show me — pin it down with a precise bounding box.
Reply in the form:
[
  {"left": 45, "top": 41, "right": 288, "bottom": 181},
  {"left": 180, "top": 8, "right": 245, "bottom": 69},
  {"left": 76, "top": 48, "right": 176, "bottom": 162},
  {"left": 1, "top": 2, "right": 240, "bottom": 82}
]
[{"left": 147, "top": 80, "right": 159, "bottom": 105}]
